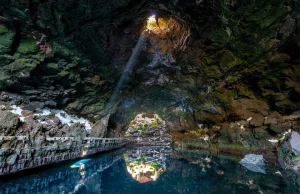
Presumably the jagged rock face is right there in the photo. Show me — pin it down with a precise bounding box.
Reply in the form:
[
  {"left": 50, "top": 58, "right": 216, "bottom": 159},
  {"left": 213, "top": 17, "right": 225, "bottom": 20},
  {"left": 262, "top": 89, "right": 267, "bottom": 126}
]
[
  {"left": 0, "top": 111, "right": 19, "bottom": 136},
  {"left": 91, "top": 114, "right": 110, "bottom": 137},
  {"left": 0, "top": 0, "right": 299, "bottom": 146}
]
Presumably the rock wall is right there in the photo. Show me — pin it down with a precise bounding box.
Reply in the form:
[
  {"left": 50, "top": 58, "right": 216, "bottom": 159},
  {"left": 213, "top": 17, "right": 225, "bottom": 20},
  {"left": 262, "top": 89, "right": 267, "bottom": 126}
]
[
  {"left": 0, "top": 0, "right": 299, "bottom": 157},
  {"left": 0, "top": 99, "right": 125, "bottom": 175},
  {"left": 278, "top": 131, "right": 300, "bottom": 193}
]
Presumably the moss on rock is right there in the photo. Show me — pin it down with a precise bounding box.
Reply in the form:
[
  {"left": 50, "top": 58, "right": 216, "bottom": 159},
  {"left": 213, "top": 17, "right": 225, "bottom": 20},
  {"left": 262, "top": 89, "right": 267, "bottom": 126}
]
[
  {"left": 8, "top": 58, "right": 40, "bottom": 73},
  {"left": 17, "top": 38, "right": 38, "bottom": 54},
  {"left": 57, "top": 70, "right": 69, "bottom": 77},
  {"left": 0, "top": 71, "right": 10, "bottom": 90},
  {"left": 204, "top": 65, "right": 222, "bottom": 78},
  {"left": 217, "top": 50, "right": 244, "bottom": 72},
  {"left": 270, "top": 53, "right": 291, "bottom": 63},
  {"left": 0, "top": 25, "right": 15, "bottom": 54}
]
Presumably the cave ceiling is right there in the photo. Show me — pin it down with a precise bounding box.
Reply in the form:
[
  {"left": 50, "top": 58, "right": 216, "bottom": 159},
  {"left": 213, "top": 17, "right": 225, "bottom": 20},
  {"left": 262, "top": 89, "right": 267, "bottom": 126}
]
[{"left": 0, "top": 0, "right": 299, "bottom": 131}]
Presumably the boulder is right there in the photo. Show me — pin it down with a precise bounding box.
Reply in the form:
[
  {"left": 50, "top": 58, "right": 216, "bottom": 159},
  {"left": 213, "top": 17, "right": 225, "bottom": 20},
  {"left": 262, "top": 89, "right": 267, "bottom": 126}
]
[
  {"left": 290, "top": 132, "right": 300, "bottom": 156},
  {"left": 91, "top": 114, "right": 110, "bottom": 137},
  {"left": 264, "top": 112, "right": 282, "bottom": 125},
  {"left": 231, "top": 98, "right": 269, "bottom": 127},
  {"left": 248, "top": 114, "right": 265, "bottom": 127},
  {"left": 270, "top": 122, "right": 293, "bottom": 134},
  {"left": 23, "top": 101, "right": 45, "bottom": 111},
  {"left": 239, "top": 154, "right": 266, "bottom": 174},
  {"left": 67, "top": 123, "right": 86, "bottom": 139},
  {"left": 254, "top": 126, "right": 270, "bottom": 140},
  {"left": 278, "top": 15, "right": 296, "bottom": 41},
  {"left": 0, "top": 111, "right": 19, "bottom": 135}
]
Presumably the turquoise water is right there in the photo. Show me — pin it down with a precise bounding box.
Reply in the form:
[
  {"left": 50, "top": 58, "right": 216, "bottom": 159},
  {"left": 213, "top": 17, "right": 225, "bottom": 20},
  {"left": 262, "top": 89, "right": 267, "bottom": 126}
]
[{"left": 0, "top": 147, "right": 298, "bottom": 194}]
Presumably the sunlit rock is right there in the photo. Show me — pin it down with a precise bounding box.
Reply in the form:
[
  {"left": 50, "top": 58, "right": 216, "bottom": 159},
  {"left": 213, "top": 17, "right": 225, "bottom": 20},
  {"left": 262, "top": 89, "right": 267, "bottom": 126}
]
[
  {"left": 125, "top": 113, "right": 171, "bottom": 146},
  {"left": 143, "top": 15, "right": 190, "bottom": 67}
]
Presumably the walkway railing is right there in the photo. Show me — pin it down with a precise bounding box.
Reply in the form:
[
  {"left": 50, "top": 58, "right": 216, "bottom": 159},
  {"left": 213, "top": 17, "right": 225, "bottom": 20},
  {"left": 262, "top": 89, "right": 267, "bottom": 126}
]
[{"left": 0, "top": 136, "right": 126, "bottom": 175}]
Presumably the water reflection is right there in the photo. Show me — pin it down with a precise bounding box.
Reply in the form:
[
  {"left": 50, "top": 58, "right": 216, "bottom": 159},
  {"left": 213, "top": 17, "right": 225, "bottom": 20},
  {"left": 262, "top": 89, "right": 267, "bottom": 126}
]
[
  {"left": 124, "top": 146, "right": 171, "bottom": 183},
  {"left": 70, "top": 159, "right": 90, "bottom": 189},
  {"left": 0, "top": 150, "right": 123, "bottom": 194},
  {"left": 0, "top": 147, "right": 298, "bottom": 194}
]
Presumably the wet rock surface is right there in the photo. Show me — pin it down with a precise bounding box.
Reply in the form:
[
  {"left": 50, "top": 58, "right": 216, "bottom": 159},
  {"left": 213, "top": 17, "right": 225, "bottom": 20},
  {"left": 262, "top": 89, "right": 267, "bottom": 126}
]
[
  {"left": 278, "top": 131, "right": 300, "bottom": 192},
  {"left": 290, "top": 132, "right": 300, "bottom": 156}
]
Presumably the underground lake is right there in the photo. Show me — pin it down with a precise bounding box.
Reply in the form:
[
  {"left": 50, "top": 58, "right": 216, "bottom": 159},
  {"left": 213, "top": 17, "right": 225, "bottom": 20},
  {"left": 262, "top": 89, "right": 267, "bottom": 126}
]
[{"left": 0, "top": 146, "right": 298, "bottom": 194}]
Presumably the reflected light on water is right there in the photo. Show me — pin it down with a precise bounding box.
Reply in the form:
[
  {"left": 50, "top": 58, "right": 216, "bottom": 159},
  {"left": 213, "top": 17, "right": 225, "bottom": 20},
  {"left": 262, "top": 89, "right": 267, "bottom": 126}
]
[
  {"left": 126, "top": 163, "right": 165, "bottom": 183},
  {"left": 124, "top": 147, "right": 169, "bottom": 183},
  {"left": 0, "top": 148, "right": 297, "bottom": 193}
]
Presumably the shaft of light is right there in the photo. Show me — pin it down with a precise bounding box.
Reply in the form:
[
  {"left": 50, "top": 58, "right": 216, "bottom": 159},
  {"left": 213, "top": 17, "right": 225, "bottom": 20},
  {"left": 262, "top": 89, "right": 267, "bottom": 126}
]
[{"left": 106, "top": 34, "right": 146, "bottom": 111}]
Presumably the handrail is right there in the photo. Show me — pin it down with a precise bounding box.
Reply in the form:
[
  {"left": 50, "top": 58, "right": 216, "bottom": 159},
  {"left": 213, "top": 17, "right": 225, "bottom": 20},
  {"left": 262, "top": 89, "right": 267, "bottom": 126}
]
[
  {"left": 0, "top": 136, "right": 126, "bottom": 175},
  {"left": 0, "top": 136, "right": 124, "bottom": 141},
  {"left": 0, "top": 136, "right": 28, "bottom": 140},
  {"left": 0, "top": 136, "right": 125, "bottom": 151}
]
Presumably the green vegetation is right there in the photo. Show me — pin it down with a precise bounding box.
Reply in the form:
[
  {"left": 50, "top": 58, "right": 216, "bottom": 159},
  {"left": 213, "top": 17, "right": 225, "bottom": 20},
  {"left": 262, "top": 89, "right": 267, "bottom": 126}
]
[
  {"left": 57, "top": 70, "right": 69, "bottom": 77},
  {"left": 17, "top": 38, "right": 38, "bottom": 54},
  {"left": 0, "top": 26, "right": 15, "bottom": 54},
  {"left": 150, "top": 119, "right": 159, "bottom": 128}
]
